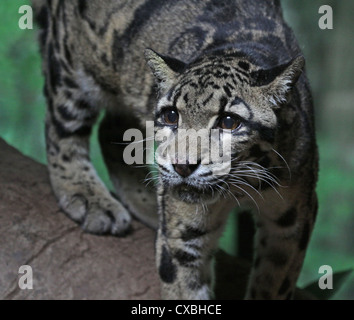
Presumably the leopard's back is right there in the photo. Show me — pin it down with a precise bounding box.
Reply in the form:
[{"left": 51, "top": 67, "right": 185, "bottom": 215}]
[{"left": 33, "top": 0, "right": 306, "bottom": 116}]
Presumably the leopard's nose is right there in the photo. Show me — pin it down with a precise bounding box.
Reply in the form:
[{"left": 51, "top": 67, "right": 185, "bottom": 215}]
[{"left": 173, "top": 162, "right": 199, "bottom": 177}]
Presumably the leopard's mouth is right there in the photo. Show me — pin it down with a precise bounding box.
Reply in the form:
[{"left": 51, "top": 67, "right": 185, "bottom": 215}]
[{"left": 171, "top": 183, "right": 220, "bottom": 205}]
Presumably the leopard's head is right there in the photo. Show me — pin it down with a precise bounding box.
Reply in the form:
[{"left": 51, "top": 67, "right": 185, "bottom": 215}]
[{"left": 145, "top": 48, "right": 304, "bottom": 205}]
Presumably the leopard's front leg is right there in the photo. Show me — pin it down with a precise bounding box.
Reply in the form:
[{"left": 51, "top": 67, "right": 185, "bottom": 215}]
[
  {"left": 245, "top": 187, "right": 318, "bottom": 300},
  {"left": 155, "top": 189, "right": 230, "bottom": 300}
]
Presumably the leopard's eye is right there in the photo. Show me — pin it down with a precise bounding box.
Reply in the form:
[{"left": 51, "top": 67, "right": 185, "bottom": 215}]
[
  {"left": 163, "top": 109, "right": 179, "bottom": 125},
  {"left": 218, "top": 115, "right": 241, "bottom": 131}
]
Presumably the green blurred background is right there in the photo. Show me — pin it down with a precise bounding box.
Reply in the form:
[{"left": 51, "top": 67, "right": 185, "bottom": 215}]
[{"left": 0, "top": 0, "right": 353, "bottom": 299}]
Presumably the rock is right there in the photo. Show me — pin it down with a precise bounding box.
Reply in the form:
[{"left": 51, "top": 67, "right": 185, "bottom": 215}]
[{"left": 0, "top": 138, "right": 159, "bottom": 299}]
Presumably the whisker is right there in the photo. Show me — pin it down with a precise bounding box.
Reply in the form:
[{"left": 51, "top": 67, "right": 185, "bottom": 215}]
[
  {"left": 230, "top": 170, "right": 284, "bottom": 201},
  {"left": 229, "top": 182, "right": 260, "bottom": 213},
  {"left": 227, "top": 159, "right": 287, "bottom": 203},
  {"left": 272, "top": 148, "right": 291, "bottom": 180},
  {"left": 234, "top": 161, "right": 283, "bottom": 185},
  {"left": 228, "top": 177, "right": 264, "bottom": 199},
  {"left": 217, "top": 183, "right": 241, "bottom": 207},
  {"left": 212, "top": 176, "right": 242, "bottom": 207},
  {"left": 233, "top": 171, "right": 281, "bottom": 187},
  {"left": 215, "top": 183, "right": 227, "bottom": 199},
  {"left": 201, "top": 202, "right": 208, "bottom": 214}
]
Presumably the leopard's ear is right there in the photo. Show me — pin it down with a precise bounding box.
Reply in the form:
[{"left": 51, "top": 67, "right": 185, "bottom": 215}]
[
  {"left": 144, "top": 48, "right": 186, "bottom": 94},
  {"left": 251, "top": 56, "right": 305, "bottom": 107}
]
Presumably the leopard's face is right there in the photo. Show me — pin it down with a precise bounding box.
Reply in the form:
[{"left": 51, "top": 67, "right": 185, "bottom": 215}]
[{"left": 146, "top": 49, "right": 304, "bottom": 204}]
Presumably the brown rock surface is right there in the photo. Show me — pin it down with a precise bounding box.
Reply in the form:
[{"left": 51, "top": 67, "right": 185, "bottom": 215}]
[{"left": 0, "top": 138, "right": 159, "bottom": 299}]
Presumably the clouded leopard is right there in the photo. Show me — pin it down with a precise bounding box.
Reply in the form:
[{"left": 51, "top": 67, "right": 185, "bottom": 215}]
[{"left": 32, "top": 0, "right": 318, "bottom": 299}]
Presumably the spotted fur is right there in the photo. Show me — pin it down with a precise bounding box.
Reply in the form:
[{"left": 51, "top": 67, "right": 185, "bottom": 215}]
[{"left": 32, "top": 0, "right": 318, "bottom": 299}]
